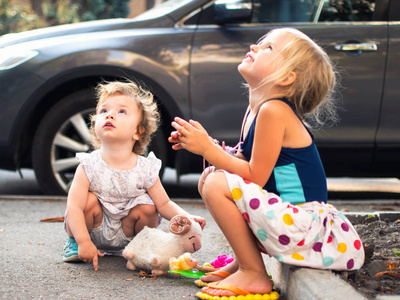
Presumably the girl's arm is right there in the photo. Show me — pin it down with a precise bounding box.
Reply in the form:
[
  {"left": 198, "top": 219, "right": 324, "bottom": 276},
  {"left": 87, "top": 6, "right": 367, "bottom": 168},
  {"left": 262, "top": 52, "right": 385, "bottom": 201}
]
[
  {"left": 66, "top": 165, "right": 103, "bottom": 270},
  {"left": 146, "top": 177, "right": 206, "bottom": 229},
  {"left": 170, "top": 101, "right": 285, "bottom": 187},
  {"left": 66, "top": 165, "right": 91, "bottom": 243}
]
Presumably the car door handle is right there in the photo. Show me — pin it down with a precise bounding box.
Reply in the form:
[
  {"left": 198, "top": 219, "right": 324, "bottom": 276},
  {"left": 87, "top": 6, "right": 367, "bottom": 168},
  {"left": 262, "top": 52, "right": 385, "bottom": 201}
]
[{"left": 334, "top": 43, "right": 377, "bottom": 52}]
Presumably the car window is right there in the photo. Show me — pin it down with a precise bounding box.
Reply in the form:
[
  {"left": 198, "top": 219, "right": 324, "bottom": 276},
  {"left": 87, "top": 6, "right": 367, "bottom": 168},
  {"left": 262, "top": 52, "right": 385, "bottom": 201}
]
[
  {"left": 134, "top": 0, "right": 193, "bottom": 21},
  {"left": 193, "top": 0, "right": 376, "bottom": 25},
  {"left": 316, "top": 0, "right": 375, "bottom": 22}
]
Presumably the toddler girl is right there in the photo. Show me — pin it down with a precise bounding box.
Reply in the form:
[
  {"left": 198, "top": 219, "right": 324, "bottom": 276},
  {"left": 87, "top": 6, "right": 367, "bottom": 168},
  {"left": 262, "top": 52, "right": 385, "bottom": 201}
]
[{"left": 64, "top": 80, "right": 205, "bottom": 271}]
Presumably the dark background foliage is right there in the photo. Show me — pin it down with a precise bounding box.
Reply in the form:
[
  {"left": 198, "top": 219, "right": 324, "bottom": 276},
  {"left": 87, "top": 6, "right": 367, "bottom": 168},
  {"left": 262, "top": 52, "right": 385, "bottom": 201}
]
[{"left": 0, "top": 0, "right": 157, "bottom": 36}]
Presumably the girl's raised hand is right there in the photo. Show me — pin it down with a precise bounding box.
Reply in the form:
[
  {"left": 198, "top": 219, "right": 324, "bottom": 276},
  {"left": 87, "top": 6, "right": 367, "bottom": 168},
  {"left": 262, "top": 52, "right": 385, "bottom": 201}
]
[
  {"left": 168, "top": 130, "right": 183, "bottom": 149},
  {"left": 170, "top": 117, "right": 211, "bottom": 156}
]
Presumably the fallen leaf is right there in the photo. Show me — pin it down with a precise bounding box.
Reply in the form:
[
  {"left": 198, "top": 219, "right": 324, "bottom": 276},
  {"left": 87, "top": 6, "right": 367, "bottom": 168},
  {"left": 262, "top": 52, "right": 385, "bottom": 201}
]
[
  {"left": 137, "top": 270, "right": 157, "bottom": 280},
  {"left": 374, "top": 271, "right": 400, "bottom": 279},
  {"left": 387, "top": 261, "right": 399, "bottom": 270},
  {"left": 40, "top": 217, "right": 65, "bottom": 222}
]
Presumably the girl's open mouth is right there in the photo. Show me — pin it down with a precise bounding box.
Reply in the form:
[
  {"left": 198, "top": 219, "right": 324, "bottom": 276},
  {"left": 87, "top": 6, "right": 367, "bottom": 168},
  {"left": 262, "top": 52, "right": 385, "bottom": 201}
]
[{"left": 104, "top": 121, "right": 114, "bottom": 128}]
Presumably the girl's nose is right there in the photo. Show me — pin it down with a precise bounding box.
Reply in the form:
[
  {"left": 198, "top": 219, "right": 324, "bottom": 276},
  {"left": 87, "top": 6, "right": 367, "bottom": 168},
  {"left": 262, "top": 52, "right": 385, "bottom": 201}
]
[
  {"left": 106, "top": 113, "right": 114, "bottom": 119},
  {"left": 250, "top": 44, "right": 258, "bottom": 52}
]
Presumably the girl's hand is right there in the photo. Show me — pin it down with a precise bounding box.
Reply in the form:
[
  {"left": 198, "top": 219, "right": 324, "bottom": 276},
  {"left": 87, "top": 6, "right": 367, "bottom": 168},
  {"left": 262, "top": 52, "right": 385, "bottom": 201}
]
[
  {"left": 170, "top": 117, "right": 211, "bottom": 156},
  {"left": 78, "top": 240, "right": 104, "bottom": 271},
  {"left": 190, "top": 215, "right": 206, "bottom": 230},
  {"left": 168, "top": 130, "right": 183, "bottom": 150}
]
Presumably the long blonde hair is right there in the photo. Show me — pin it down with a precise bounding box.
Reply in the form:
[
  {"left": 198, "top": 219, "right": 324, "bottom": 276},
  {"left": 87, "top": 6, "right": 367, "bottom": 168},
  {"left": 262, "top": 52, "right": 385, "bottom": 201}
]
[
  {"left": 256, "top": 28, "right": 339, "bottom": 127},
  {"left": 90, "top": 79, "right": 160, "bottom": 154}
]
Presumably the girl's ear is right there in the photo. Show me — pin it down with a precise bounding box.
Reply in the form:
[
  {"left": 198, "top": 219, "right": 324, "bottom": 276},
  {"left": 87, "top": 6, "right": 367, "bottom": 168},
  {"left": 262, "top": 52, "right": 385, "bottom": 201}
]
[
  {"left": 133, "top": 126, "right": 145, "bottom": 141},
  {"left": 278, "top": 71, "right": 296, "bottom": 87}
]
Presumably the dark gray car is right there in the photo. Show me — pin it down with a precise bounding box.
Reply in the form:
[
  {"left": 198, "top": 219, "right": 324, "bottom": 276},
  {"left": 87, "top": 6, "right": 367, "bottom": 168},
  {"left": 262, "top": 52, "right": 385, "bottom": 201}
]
[{"left": 0, "top": 0, "right": 398, "bottom": 195}]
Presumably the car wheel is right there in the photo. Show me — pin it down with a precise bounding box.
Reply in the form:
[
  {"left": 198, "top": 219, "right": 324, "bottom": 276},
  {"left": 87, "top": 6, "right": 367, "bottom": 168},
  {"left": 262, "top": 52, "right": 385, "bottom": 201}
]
[
  {"left": 32, "top": 90, "right": 96, "bottom": 195},
  {"left": 32, "top": 89, "right": 168, "bottom": 195}
]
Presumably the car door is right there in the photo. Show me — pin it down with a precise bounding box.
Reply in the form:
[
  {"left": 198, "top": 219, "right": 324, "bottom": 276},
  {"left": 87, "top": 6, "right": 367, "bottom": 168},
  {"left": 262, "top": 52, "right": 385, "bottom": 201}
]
[
  {"left": 187, "top": 0, "right": 388, "bottom": 176},
  {"left": 374, "top": 1, "right": 400, "bottom": 176}
]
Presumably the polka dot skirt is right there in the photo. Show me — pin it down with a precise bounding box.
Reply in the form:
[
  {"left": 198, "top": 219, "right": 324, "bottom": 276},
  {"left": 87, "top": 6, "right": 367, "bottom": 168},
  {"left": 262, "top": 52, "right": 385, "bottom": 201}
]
[{"left": 224, "top": 171, "right": 365, "bottom": 271}]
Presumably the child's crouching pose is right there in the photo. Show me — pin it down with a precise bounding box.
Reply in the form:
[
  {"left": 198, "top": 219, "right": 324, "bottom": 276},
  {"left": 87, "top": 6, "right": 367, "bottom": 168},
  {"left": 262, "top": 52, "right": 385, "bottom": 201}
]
[
  {"left": 64, "top": 80, "right": 206, "bottom": 271},
  {"left": 169, "top": 28, "right": 364, "bottom": 297}
]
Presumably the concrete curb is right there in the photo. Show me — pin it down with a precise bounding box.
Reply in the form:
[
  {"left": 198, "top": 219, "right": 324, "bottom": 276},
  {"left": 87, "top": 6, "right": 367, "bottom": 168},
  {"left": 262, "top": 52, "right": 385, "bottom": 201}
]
[{"left": 283, "top": 266, "right": 366, "bottom": 300}]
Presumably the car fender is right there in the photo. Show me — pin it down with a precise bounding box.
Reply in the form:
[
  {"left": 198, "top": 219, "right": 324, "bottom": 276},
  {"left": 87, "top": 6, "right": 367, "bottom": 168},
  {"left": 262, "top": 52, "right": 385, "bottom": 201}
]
[{"left": 10, "top": 64, "right": 184, "bottom": 170}]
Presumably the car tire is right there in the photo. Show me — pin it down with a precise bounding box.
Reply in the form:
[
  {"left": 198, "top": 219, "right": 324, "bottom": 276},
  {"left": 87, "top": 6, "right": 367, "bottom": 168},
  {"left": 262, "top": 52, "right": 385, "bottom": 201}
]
[
  {"left": 32, "top": 90, "right": 97, "bottom": 195},
  {"left": 32, "top": 89, "right": 168, "bottom": 195}
]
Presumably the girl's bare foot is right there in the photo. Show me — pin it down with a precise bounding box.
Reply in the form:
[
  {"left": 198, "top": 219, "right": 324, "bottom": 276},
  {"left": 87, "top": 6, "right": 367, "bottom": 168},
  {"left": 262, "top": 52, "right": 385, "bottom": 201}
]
[
  {"left": 200, "top": 259, "right": 238, "bottom": 283},
  {"left": 202, "top": 269, "right": 272, "bottom": 297}
]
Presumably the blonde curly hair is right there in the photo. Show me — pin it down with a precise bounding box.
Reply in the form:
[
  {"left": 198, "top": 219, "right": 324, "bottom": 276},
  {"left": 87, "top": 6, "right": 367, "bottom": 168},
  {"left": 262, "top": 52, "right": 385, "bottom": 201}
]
[{"left": 90, "top": 80, "right": 160, "bottom": 154}]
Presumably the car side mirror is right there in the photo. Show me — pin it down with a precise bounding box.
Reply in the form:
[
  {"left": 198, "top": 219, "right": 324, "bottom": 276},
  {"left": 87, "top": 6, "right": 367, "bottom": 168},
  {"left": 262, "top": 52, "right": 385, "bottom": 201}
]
[{"left": 214, "top": 0, "right": 252, "bottom": 24}]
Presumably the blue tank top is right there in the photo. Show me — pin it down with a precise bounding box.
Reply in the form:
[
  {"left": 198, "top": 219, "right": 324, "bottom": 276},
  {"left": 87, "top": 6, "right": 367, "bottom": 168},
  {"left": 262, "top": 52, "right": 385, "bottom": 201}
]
[{"left": 240, "top": 98, "right": 327, "bottom": 204}]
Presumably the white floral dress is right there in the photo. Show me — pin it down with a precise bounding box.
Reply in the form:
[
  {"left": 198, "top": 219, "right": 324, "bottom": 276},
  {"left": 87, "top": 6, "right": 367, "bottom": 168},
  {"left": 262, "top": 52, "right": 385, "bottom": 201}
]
[
  {"left": 77, "top": 150, "right": 161, "bottom": 219},
  {"left": 76, "top": 150, "right": 161, "bottom": 250}
]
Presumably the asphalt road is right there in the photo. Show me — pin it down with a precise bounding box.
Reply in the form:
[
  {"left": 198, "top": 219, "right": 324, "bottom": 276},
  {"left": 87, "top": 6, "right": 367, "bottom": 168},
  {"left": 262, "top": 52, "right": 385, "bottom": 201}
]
[
  {"left": 1, "top": 169, "right": 400, "bottom": 299},
  {"left": 0, "top": 199, "right": 234, "bottom": 300}
]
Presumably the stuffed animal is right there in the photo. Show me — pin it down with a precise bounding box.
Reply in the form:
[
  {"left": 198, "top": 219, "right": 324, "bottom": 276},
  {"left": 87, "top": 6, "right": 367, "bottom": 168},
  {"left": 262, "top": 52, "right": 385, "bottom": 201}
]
[{"left": 122, "top": 214, "right": 202, "bottom": 275}]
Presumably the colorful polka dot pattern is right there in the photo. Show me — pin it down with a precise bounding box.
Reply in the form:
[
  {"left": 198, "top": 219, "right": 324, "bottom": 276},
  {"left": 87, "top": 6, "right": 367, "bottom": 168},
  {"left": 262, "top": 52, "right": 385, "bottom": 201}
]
[{"left": 228, "top": 173, "right": 365, "bottom": 271}]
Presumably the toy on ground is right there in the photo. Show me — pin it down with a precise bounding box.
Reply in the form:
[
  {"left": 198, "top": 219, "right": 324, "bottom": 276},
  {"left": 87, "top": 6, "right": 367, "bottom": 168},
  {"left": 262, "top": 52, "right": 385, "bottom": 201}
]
[
  {"left": 168, "top": 252, "right": 217, "bottom": 278},
  {"left": 209, "top": 254, "right": 234, "bottom": 268},
  {"left": 122, "top": 214, "right": 202, "bottom": 276}
]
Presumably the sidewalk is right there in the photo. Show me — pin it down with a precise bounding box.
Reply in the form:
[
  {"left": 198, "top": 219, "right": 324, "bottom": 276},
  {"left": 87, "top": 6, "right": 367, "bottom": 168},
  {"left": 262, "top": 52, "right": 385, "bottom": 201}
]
[{"left": 1, "top": 196, "right": 399, "bottom": 300}]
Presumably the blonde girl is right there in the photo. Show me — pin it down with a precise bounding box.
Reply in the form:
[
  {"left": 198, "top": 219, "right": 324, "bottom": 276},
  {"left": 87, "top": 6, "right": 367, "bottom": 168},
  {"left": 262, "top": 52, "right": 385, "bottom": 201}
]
[
  {"left": 64, "top": 80, "right": 205, "bottom": 271},
  {"left": 169, "top": 28, "right": 364, "bottom": 297}
]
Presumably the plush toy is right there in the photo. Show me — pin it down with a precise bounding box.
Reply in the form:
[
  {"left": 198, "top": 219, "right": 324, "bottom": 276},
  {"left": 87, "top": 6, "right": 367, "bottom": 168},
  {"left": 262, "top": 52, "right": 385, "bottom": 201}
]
[{"left": 122, "top": 214, "right": 202, "bottom": 276}]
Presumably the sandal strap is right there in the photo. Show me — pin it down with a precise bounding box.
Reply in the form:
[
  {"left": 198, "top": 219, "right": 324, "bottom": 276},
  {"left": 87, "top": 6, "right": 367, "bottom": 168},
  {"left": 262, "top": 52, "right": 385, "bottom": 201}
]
[
  {"left": 206, "top": 282, "right": 250, "bottom": 295},
  {"left": 204, "top": 270, "right": 231, "bottom": 278}
]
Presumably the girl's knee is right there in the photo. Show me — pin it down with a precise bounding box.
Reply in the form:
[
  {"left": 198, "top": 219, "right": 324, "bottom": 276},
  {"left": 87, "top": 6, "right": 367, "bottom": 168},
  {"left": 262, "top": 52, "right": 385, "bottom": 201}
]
[
  {"left": 139, "top": 204, "right": 157, "bottom": 217},
  {"left": 129, "top": 204, "right": 157, "bottom": 220},
  {"left": 84, "top": 192, "right": 102, "bottom": 215},
  {"left": 198, "top": 166, "right": 215, "bottom": 196},
  {"left": 202, "top": 171, "right": 230, "bottom": 201},
  {"left": 123, "top": 205, "right": 158, "bottom": 235}
]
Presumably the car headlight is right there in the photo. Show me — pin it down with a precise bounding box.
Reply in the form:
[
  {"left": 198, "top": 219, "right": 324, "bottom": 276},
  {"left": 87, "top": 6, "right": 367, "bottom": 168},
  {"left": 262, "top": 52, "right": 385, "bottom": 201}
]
[{"left": 0, "top": 49, "right": 38, "bottom": 70}]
